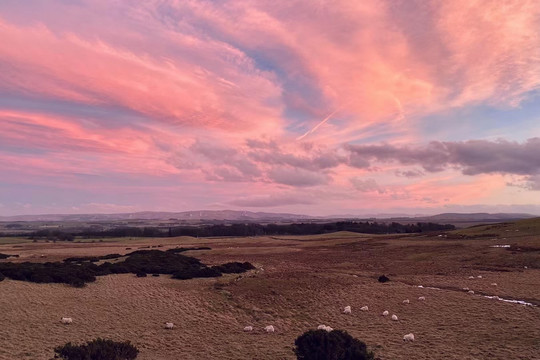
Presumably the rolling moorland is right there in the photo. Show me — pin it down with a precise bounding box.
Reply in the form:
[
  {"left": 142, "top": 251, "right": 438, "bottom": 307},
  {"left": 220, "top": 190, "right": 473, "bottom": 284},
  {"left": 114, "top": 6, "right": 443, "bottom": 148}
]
[{"left": 0, "top": 216, "right": 539, "bottom": 359}]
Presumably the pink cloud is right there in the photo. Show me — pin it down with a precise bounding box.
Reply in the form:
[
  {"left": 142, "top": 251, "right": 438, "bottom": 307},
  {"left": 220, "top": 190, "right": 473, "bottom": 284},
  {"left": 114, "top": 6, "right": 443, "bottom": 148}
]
[
  {"left": 0, "top": 1, "right": 539, "bottom": 215},
  {"left": 0, "top": 16, "right": 284, "bottom": 135}
]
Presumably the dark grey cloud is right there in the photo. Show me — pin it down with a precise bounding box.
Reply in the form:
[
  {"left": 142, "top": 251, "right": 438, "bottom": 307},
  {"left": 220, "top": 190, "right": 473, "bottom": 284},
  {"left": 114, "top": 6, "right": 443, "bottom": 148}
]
[
  {"left": 248, "top": 148, "right": 345, "bottom": 171},
  {"left": 188, "top": 141, "right": 261, "bottom": 181},
  {"left": 268, "top": 166, "right": 330, "bottom": 187},
  {"left": 345, "top": 138, "right": 540, "bottom": 176},
  {"left": 350, "top": 178, "right": 386, "bottom": 193},
  {"left": 395, "top": 169, "right": 425, "bottom": 178}
]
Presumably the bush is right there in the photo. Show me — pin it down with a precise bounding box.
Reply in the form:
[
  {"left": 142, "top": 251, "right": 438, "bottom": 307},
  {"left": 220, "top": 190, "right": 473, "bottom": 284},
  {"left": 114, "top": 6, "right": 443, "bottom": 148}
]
[
  {"left": 166, "top": 246, "right": 211, "bottom": 254},
  {"left": 212, "top": 262, "right": 256, "bottom": 274},
  {"left": 54, "top": 338, "right": 139, "bottom": 360},
  {"left": 378, "top": 275, "right": 390, "bottom": 283},
  {"left": 294, "top": 329, "right": 374, "bottom": 360},
  {"left": 0, "top": 272, "right": 5, "bottom": 282},
  {"left": 0, "top": 249, "right": 253, "bottom": 286}
]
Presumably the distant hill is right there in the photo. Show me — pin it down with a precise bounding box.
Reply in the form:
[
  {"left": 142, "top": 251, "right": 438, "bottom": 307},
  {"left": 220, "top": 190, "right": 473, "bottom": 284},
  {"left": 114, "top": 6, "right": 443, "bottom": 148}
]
[
  {"left": 385, "top": 212, "right": 537, "bottom": 227},
  {"left": 0, "top": 210, "right": 536, "bottom": 227},
  {"left": 0, "top": 210, "right": 316, "bottom": 222}
]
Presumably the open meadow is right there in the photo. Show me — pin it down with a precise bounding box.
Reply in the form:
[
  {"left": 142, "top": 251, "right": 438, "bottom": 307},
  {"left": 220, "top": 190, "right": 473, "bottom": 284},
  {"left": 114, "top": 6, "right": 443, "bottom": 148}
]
[{"left": 1, "top": 219, "right": 539, "bottom": 360}]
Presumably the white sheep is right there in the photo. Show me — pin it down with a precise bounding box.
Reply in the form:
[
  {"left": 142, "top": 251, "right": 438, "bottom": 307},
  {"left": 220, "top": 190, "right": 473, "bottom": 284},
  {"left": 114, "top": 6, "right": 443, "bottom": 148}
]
[
  {"left": 491, "top": 283, "right": 497, "bottom": 286},
  {"left": 468, "top": 290, "right": 475, "bottom": 294},
  {"left": 164, "top": 322, "right": 174, "bottom": 329},
  {"left": 418, "top": 296, "right": 425, "bottom": 301},
  {"left": 61, "top": 317, "right": 72, "bottom": 324},
  {"left": 265, "top": 325, "right": 275, "bottom": 333},
  {"left": 402, "top": 299, "right": 410, "bottom": 304},
  {"left": 468, "top": 276, "right": 475, "bottom": 279},
  {"left": 403, "top": 333, "right": 415, "bottom": 342},
  {"left": 360, "top": 306, "right": 369, "bottom": 311},
  {"left": 391, "top": 314, "right": 398, "bottom": 321},
  {"left": 382, "top": 310, "right": 389, "bottom": 316},
  {"left": 317, "top": 325, "right": 333, "bottom": 332},
  {"left": 477, "top": 275, "right": 483, "bottom": 279},
  {"left": 463, "top": 287, "right": 470, "bottom": 291},
  {"left": 243, "top": 326, "right": 253, "bottom": 332},
  {"left": 343, "top": 306, "right": 352, "bottom": 314}
]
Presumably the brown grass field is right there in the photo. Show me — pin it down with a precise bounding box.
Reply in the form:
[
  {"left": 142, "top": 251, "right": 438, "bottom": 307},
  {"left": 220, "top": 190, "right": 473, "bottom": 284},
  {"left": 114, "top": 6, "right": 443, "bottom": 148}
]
[{"left": 0, "top": 219, "right": 539, "bottom": 360}]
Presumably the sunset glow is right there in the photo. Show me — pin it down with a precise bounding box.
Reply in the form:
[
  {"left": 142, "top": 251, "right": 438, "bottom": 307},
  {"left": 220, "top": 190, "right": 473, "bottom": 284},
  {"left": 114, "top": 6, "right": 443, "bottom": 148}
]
[{"left": 1, "top": 0, "right": 539, "bottom": 216}]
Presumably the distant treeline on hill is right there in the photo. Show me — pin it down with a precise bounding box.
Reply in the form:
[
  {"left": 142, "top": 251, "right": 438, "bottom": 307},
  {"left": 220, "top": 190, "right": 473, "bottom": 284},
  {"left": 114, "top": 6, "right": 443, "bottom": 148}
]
[{"left": 23, "top": 221, "right": 455, "bottom": 240}]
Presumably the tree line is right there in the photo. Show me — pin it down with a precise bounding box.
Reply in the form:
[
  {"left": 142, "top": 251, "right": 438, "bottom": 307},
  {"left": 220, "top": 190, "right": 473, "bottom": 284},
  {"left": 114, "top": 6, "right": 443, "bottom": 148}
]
[{"left": 22, "top": 221, "right": 455, "bottom": 241}]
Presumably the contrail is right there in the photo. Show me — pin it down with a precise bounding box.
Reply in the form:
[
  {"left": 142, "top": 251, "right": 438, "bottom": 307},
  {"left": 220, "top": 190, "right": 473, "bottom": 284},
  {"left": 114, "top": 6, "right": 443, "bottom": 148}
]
[
  {"left": 392, "top": 95, "right": 405, "bottom": 121},
  {"left": 296, "top": 107, "right": 342, "bottom": 141}
]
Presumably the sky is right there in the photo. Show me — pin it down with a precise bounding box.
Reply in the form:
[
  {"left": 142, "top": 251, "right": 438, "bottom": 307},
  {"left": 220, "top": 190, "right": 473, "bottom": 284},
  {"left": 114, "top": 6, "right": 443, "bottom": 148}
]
[{"left": 1, "top": 0, "right": 540, "bottom": 217}]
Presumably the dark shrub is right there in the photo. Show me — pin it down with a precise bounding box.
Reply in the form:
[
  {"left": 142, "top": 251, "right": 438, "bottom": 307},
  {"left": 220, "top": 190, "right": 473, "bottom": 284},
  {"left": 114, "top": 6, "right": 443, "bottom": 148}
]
[
  {"left": 70, "top": 279, "right": 86, "bottom": 288},
  {"left": 0, "top": 272, "right": 5, "bottom": 282},
  {"left": 0, "top": 249, "right": 249, "bottom": 286},
  {"left": 152, "top": 274, "right": 160, "bottom": 277},
  {"left": 64, "top": 254, "right": 122, "bottom": 263},
  {"left": 195, "top": 267, "right": 222, "bottom": 278},
  {"left": 166, "top": 246, "right": 211, "bottom": 254},
  {"left": 213, "top": 261, "right": 255, "bottom": 274},
  {"left": 54, "top": 338, "right": 139, "bottom": 360},
  {"left": 294, "top": 329, "right": 374, "bottom": 360},
  {"left": 0, "top": 253, "right": 14, "bottom": 259},
  {"left": 378, "top": 275, "right": 390, "bottom": 283}
]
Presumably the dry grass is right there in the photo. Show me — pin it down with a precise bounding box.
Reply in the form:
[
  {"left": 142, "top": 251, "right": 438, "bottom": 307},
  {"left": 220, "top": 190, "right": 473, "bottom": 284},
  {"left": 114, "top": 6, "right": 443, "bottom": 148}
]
[{"left": 1, "top": 223, "right": 539, "bottom": 360}]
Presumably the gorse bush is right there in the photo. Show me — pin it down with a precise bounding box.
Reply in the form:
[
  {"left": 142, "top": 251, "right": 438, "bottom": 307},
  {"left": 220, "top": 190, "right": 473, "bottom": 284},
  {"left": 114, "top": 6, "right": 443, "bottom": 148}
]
[
  {"left": 294, "top": 329, "right": 374, "bottom": 360},
  {"left": 378, "top": 275, "right": 390, "bottom": 283},
  {"left": 212, "top": 261, "right": 256, "bottom": 273},
  {"left": 0, "top": 248, "right": 255, "bottom": 286},
  {"left": 54, "top": 338, "right": 139, "bottom": 360}
]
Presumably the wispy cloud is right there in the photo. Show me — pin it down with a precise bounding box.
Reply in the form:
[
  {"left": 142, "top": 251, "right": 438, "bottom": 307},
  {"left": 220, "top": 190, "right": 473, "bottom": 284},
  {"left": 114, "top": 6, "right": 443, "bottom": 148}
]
[{"left": 0, "top": 0, "right": 539, "bottom": 215}]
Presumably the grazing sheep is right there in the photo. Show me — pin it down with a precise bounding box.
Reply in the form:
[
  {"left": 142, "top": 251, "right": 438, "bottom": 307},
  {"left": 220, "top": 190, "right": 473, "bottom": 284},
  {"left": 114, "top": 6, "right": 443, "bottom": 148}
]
[
  {"left": 317, "top": 325, "right": 333, "bottom": 332},
  {"left": 463, "top": 287, "right": 470, "bottom": 291},
  {"left": 418, "top": 296, "right": 426, "bottom": 301},
  {"left": 360, "top": 306, "right": 369, "bottom": 311},
  {"left": 61, "top": 317, "right": 72, "bottom": 324},
  {"left": 264, "top": 325, "right": 275, "bottom": 333},
  {"left": 477, "top": 275, "right": 483, "bottom": 279},
  {"left": 468, "top": 290, "right": 475, "bottom": 294},
  {"left": 468, "top": 276, "right": 475, "bottom": 279},
  {"left": 403, "top": 333, "right": 415, "bottom": 342},
  {"left": 243, "top": 326, "right": 253, "bottom": 332},
  {"left": 391, "top": 314, "right": 398, "bottom": 321},
  {"left": 164, "top": 322, "right": 174, "bottom": 329},
  {"left": 402, "top": 299, "right": 410, "bottom": 304},
  {"left": 343, "top": 306, "right": 352, "bottom": 314},
  {"left": 382, "top": 310, "right": 389, "bottom": 316},
  {"left": 491, "top": 283, "right": 497, "bottom": 286}
]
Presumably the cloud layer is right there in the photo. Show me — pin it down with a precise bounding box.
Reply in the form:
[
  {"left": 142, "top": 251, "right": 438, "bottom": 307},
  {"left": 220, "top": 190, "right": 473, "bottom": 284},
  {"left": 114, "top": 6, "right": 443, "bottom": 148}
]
[{"left": 0, "top": 0, "right": 539, "bottom": 215}]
